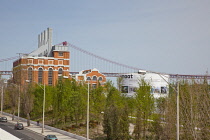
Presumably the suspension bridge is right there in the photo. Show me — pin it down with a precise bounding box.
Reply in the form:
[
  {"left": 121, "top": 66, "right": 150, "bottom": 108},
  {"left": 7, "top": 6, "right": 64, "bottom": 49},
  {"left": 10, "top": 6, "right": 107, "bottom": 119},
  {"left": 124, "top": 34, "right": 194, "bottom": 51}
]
[{"left": 0, "top": 42, "right": 209, "bottom": 82}]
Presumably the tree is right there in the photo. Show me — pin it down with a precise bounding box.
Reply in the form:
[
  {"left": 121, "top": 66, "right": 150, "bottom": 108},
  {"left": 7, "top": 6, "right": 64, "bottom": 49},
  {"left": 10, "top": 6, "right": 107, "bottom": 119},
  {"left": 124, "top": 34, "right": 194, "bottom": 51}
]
[
  {"left": 31, "top": 84, "right": 54, "bottom": 122},
  {"left": 150, "top": 97, "right": 166, "bottom": 139},
  {"left": 51, "top": 79, "right": 87, "bottom": 127},
  {"left": 179, "top": 80, "right": 210, "bottom": 139},
  {"left": 89, "top": 84, "right": 106, "bottom": 135},
  {"left": 4, "top": 84, "right": 18, "bottom": 120},
  {"left": 133, "top": 79, "right": 154, "bottom": 139},
  {"left": 161, "top": 84, "right": 177, "bottom": 139},
  {"left": 117, "top": 76, "right": 123, "bottom": 92},
  {"left": 22, "top": 83, "right": 34, "bottom": 126},
  {"left": 103, "top": 81, "right": 130, "bottom": 140}
]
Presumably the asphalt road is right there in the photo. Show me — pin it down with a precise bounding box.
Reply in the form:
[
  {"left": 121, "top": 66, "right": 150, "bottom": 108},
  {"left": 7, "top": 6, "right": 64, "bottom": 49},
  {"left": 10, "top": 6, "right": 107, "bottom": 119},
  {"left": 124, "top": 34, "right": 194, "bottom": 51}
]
[{"left": 0, "top": 121, "right": 44, "bottom": 140}]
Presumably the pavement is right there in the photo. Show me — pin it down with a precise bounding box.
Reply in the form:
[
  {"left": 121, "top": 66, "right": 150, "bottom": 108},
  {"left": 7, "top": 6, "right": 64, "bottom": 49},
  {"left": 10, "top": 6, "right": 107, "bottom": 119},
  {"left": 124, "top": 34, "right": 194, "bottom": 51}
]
[
  {"left": 0, "top": 128, "right": 20, "bottom": 140},
  {"left": 1, "top": 113, "right": 86, "bottom": 140}
]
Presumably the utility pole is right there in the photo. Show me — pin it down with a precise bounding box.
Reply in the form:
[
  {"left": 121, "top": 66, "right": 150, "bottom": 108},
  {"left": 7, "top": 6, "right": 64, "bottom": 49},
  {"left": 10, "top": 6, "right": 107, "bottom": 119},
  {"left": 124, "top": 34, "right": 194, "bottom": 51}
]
[{"left": 16, "top": 53, "right": 22, "bottom": 123}]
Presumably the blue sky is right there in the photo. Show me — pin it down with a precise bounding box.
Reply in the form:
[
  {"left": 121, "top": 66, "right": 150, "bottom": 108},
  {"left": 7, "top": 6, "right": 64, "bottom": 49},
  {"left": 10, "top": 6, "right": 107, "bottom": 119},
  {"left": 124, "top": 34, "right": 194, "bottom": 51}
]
[{"left": 0, "top": 0, "right": 210, "bottom": 75}]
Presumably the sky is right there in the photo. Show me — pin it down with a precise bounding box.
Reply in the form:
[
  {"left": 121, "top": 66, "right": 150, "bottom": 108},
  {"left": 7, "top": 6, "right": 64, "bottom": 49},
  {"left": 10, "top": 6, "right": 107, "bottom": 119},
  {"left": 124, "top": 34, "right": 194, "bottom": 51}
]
[{"left": 0, "top": 0, "right": 210, "bottom": 75}]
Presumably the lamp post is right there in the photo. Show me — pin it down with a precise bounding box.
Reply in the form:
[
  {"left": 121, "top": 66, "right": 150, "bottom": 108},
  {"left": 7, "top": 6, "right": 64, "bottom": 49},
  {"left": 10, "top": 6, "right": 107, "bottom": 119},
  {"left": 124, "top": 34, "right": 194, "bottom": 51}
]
[
  {"left": 87, "top": 81, "right": 90, "bottom": 140},
  {"left": 26, "top": 80, "right": 45, "bottom": 133},
  {"left": 1, "top": 85, "right": 3, "bottom": 116},
  {"left": 17, "top": 85, "right": 20, "bottom": 122},
  {"left": 158, "top": 74, "right": 179, "bottom": 140},
  {"left": 42, "top": 83, "right": 45, "bottom": 134},
  {"left": 176, "top": 81, "right": 179, "bottom": 140}
]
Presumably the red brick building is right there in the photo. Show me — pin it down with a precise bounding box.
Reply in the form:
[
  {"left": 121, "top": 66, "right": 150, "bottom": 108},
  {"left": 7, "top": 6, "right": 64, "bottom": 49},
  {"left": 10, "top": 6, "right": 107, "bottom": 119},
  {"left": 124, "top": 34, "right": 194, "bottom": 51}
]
[
  {"left": 75, "top": 68, "right": 106, "bottom": 88},
  {"left": 13, "top": 28, "right": 70, "bottom": 86}
]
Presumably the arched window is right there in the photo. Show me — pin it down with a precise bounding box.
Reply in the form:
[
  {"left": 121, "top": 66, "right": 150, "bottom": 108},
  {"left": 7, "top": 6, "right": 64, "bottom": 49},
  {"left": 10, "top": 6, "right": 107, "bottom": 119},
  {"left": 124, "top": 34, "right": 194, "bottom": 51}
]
[
  {"left": 92, "top": 76, "right": 97, "bottom": 81},
  {"left": 38, "top": 68, "right": 43, "bottom": 84},
  {"left": 58, "top": 68, "right": 63, "bottom": 75},
  {"left": 28, "top": 67, "right": 33, "bottom": 83},
  {"left": 98, "top": 77, "right": 103, "bottom": 81},
  {"left": 48, "top": 68, "right": 53, "bottom": 85},
  {"left": 58, "top": 68, "right": 63, "bottom": 80},
  {"left": 86, "top": 77, "right": 91, "bottom": 81}
]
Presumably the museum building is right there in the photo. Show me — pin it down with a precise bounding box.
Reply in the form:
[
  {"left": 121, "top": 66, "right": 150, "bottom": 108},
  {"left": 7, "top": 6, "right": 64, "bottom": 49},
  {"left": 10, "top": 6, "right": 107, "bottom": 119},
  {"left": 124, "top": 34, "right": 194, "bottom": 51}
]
[{"left": 13, "top": 28, "right": 70, "bottom": 86}]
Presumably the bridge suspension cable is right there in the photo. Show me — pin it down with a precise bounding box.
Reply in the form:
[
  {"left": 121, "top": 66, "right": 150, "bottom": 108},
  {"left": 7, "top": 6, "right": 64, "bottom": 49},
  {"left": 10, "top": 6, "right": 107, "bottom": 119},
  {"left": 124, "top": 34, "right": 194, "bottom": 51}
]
[
  {"left": 66, "top": 42, "right": 142, "bottom": 72},
  {"left": 1, "top": 42, "right": 208, "bottom": 80}
]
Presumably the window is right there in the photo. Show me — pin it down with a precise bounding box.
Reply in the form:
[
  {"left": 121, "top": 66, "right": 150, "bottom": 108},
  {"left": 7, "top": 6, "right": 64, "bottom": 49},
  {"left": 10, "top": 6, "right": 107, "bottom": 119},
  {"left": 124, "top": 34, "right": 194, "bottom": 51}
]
[
  {"left": 59, "top": 52, "right": 63, "bottom": 56},
  {"left": 38, "top": 59, "right": 44, "bottom": 65},
  {"left": 98, "top": 77, "right": 103, "bottom": 81},
  {"left": 154, "top": 87, "right": 160, "bottom": 93},
  {"left": 38, "top": 68, "right": 43, "bottom": 84},
  {"left": 92, "top": 76, "right": 97, "bottom": 81},
  {"left": 161, "top": 87, "right": 167, "bottom": 94},
  {"left": 129, "top": 87, "right": 137, "bottom": 92},
  {"left": 58, "top": 60, "right": 63, "bottom": 65},
  {"left": 48, "top": 68, "right": 53, "bottom": 85},
  {"left": 58, "top": 68, "right": 63, "bottom": 80},
  {"left": 122, "top": 86, "right": 128, "bottom": 93},
  {"left": 86, "top": 77, "right": 91, "bottom": 81},
  {"left": 28, "top": 67, "right": 33, "bottom": 82},
  {"left": 58, "top": 68, "right": 63, "bottom": 75},
  {"left": 28, "top": 59, "right": 33, "bottom": 64},
  {"left": 48, "top": 60, "right": 53, "bottom": 65}
]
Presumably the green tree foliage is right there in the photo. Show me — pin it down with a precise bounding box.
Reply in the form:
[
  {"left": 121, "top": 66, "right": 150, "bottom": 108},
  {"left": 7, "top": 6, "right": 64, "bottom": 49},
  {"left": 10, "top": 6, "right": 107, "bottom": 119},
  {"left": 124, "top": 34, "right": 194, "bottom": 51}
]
[
  {"left": 22, "top": 83, "right": 35, "bottom": 126},
  {"left": 179, "top": 80, "right": 210, "bottom": 139},
  {"left": 90, "top": 84, "right": 106, "bottom": 135},
  {"left": 148, "top": 97, "right": 166, "bottom": 139},
  {"left": 30, "top": 83, "right": 55, "bottom": 123},
  {"left": 103, "top": 81, "right": 130, "bottom": 140},
  {"left": 161, "top": 84, "right": 177, "bottom": 139},
  {"left": 51, "top": 79, "right": 87, "bottom": 126},
  {"left": 4, "top": 84, "right": 18, "bottom": 120},
  {"left": 126, "top": 97, "right": 136, "bottom": 119},
  {"left": 4, "top": 76, "right": 210, "bottom": 139},
  {"left": 133, "top": 79, "right": 154, "bottom": 139}
]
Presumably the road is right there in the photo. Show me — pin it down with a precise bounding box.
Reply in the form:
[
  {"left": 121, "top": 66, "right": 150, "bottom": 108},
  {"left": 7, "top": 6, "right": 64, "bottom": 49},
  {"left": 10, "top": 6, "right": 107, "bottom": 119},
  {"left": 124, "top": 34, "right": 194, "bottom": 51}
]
[{"left": 0, "top": 121, "right": 44, "bottom": 140}]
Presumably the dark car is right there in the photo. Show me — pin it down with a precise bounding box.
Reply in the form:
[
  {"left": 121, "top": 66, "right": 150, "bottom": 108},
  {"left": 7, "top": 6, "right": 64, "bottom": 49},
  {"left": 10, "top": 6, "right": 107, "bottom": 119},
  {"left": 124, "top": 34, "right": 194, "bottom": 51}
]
[
  {"left": 44, "top": 135, "right": 58, "bottom": 140},
  {"left": 14, "top": 123, "right": 24, "bottom": 130},
  {"left": 0, "top": 117, "right": 7, "bottom": 122}
]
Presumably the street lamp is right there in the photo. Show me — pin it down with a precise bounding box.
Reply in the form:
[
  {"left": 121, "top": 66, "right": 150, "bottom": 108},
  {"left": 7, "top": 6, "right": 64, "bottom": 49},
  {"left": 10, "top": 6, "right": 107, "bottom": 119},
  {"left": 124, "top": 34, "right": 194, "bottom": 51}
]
[
  {"left": 87, "top": 81, "right": 90, "bottom": 140},
  {"left": 17, "top": 85, "right": 20, "bottom": 122},
  {"left": 26, "top": 80, "right": 45, "bottom": 133},
  {"left": 1, "top": 85, "right": 4, "bottom": 116},
  {"left": 158, "top": 74, "right": 179, "bottom": 140},
  {"left": 176, "top": 81, "right": 179, "bottom": 140}
]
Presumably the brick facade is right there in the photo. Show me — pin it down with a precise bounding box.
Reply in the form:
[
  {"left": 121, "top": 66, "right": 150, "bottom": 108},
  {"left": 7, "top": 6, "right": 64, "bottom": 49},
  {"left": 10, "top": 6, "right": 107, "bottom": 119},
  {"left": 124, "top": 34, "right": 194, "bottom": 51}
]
[
  {"left": 13, "top": 28, "right": 70, "bottom": 86},
  {"left": 75, "top": 68, "right": 106, "bottom": 88}
]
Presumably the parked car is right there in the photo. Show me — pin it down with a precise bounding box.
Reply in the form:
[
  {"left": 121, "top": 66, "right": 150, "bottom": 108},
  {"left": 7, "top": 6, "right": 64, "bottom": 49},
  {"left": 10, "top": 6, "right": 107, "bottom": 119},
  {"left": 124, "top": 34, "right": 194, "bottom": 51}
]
[
  {"left": 0, "top": 117, "right": 7, "bottom": 122},
  {"left": 14, "top": 123, "right": 24, "bottom": 130},
  {"left": 44, "top": 135, "right": 58, "bottom": 140}
]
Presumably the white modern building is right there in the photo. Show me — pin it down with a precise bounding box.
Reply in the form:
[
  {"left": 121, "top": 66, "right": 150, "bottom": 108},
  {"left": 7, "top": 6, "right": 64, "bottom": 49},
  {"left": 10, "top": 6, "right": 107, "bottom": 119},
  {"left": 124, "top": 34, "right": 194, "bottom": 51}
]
[{"left": 121, "top": 70, "right": 169, "bottom": 98}]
